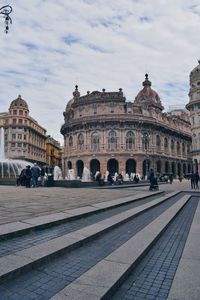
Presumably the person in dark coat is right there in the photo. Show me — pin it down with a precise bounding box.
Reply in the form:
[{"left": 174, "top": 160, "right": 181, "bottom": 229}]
[
  {"left": 25, "top": 165, "right": 32, "bottom": 188},
  {"left": 191, "top": 172, "right": 196, "bottom": 189},
  {"left": 31, "top": 163, "right": 41, "bottom": 187},
  {"left": 107, "top": 173, "right": 114, "bottom": 185},
  {"left": 169, "top": 174, "right": 173, "bottom": 184},
  {"left": 16, "top": 168, "right": 26, "bottom": 186},
  {"left": 195, "top": 171, "right": 199, "bottom": 189},
  {"left": 148, "top": 169, "right": 154, "bottom": 188}
]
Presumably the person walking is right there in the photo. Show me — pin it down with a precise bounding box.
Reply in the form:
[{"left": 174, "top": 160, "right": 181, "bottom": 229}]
[
  {"left": 107, "top": 173, "right": 114, "bottom": 185},
  {"left": 195, "top": 171, "right": 199, "bottom": 189},
  {"left": 191, "top": 172, "right": 196, "bottom": 189},
  {"left": 169, "top": 174, "right": 173, "bottom": 184},
  {"left": 40, "top": 166, "right": 46, "bottom": 186},
  {"left": 31, "top": 163, "right": 41, "bottom": 187},
  {"left": 25, "top": 165, "right": 32, "bottom": 188},
  {"left": 148, "top": 168, "right": 154, "bottom": 189}
]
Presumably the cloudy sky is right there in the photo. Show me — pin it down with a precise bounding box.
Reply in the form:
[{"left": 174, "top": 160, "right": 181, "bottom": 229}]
[{"left": 0, "top": 0, "right": 200, "bottom": 144}]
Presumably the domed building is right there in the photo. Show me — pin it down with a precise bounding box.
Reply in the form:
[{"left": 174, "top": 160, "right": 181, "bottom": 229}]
[
  {"left": 61, "top": 75, "right": 192, "bottom": 179},
  {"left": 0, "top": 95, "right": 47, "bottom": 164},
  {"left": 186, "top": 60, "right": 200, "bottom": 171}
]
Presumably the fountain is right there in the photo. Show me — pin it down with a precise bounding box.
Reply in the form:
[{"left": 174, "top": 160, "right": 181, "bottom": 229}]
[
  {"left": 66, "top": 169, "right": 75, "bottom": 180},
  {"left": 81, "top": 166, "right": 91, "bottom": 182},
  {"left": 0, "top": 127, "right": 33, "bottom": 178},
  {"left": 53, "top": 166, "right": 63, "bottom": 180}
]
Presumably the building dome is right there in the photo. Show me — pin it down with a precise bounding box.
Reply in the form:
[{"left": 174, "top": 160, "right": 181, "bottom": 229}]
[
  {"left": 190, "top": 60, "right": 200, "bottom": 83},
  {"left": 135, "top": 74, "right": 164, "bottom": 111},
  {"left": 186, "top": 60, "right": 200, "bottom": 110},
  {"left": 9, "top": 95, "right": 29, "bottom": 110}
]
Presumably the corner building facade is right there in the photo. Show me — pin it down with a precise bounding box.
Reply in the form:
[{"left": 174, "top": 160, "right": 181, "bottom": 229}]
[
  {"left": 61, "top": 76, "right": 192, "bottom": 179},
  {"left": 186, "top": 61, "right": 200, "bottom": 172}
]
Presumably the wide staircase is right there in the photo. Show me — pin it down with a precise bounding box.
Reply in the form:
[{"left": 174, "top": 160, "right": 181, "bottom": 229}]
[{"left": 0, "top": 190, "right": 199, "bottom": 300}]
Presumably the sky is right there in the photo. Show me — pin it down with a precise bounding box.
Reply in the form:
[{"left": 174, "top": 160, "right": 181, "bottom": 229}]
[{"left": 0, "top": 0, "right": 200, "bottom": 144}]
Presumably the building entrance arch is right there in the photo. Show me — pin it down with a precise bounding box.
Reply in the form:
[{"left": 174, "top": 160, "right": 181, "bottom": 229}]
[
  {"left": 143, "top": 159, "right": 150, "bottom": 177},
  {"left": 177, "top": 162, "right": 181, "bottom": 177},
  {"left": 156, "top": 160, "right": 162, "bottom": 174},
  {"left": 165, "top": 161, "right": 169, "bottom": 173},
  {"left": 183, "top": 163, "right": 186, "bottom": 175},
  {"left": 125, "top": 159, "right": 136, "bottom": 175},
  {"left": 90, "top": 159, "right": 100, "bottom": 178},
  {"left": 67, "top": 161, "right": 72, "bottom": 169},
  {"left": 171, "top": 162, "right": 176, "bottom": 177},
  {"left": 107, "top": 159, "right": 119, "bottom": 176},
  {"left": 76, "top": 160, "right": 84, "bottom": 178}
]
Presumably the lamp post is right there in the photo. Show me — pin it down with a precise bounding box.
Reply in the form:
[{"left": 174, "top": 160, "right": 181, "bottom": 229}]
[
  {"left": 0, "top": 5, "right": 12, "bottom": 33},
  {"left": 142, "top": 131, "right": 150, "bottom": 179}
]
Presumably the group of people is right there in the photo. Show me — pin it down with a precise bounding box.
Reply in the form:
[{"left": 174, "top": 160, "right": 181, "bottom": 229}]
[
  {"left": 190, "top": 171, "right": 199, "bottom": 189},
  {"left": 16, "top": 163, "right": 46, "bottom": 188}
]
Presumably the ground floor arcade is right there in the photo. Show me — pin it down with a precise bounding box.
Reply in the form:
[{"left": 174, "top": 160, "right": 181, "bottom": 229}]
[{"left": 64, "top": 155, "right": 192, "bottom": 180}]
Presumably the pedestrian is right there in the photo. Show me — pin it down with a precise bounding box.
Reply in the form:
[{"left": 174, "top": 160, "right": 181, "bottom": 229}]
[
  {"left": 25, "top": 165, "right": 32, "bottom": 188},
  {"left": 195, "top": 171, "right": 199, "bottom": 189},
  {"left": 16, "top": 168, "right": 26, "bottom": 186},
  {"left": 190, "top": 172, "right": 196, "bottom": 189},
  {"left": 40, "top": 166, "right": 46, "bottom": 186},
  {"left": 107, "top": 173, "right": 114, "bottom": 185},
  {"left": 31, "top": 163, "right": 41, "bottom": 187},
  {"left": 169, "top": 174, "right": 173, "bottom": 184},
  {"left": 148, "top": 169, "right": 154, "bottom": 188},
  {"left": 134, "top": 174, "right": 139, "bottom": 184},
  {"left": 95, "top": 171, "right": 102, "bottom": 186}
]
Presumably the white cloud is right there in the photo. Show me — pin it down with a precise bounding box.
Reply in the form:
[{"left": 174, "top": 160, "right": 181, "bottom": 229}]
[{"left": 0, "top": 0, "right": 200, "bottom": 144}]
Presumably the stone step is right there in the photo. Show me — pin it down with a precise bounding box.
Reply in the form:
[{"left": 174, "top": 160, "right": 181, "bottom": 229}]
[
  {"left": 167, "top": 199, "right": 200, "bottom": 300},
  {"left": 50, "top": 195, "right": 191, "bottom": 300},
  {"left": 0, "top": 192, "right": 178, "bottom": 282},
  {"left": 0, "top": 190, "right": 165, "bottom": 238}
]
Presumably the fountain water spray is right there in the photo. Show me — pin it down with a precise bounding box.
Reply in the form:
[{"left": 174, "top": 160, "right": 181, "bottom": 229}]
[{"left": 0, "top": 127, "right": 33, "bottom": 178}]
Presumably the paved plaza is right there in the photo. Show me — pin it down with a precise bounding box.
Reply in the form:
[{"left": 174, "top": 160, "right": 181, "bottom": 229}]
[{"left": 0, "top": 179, "right": 193, "bottom": 225}]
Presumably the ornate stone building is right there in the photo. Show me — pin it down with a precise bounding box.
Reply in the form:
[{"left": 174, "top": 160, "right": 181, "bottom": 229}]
[
  {"left": 186, "top": 61, "right": 200, "bottom": 172},
  {"left": 0, "top": 95, "right": 47, "bottom": 165},
  {"left": 61, "top": 75, "right": 192, "bottom": 179},
  {"left": 46, "top": 135, "right": 62, "bottom": 171}
]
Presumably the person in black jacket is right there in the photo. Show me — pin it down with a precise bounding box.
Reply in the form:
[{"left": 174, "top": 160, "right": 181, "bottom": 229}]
[{"left": 25, "top": 165, "right": 32, "bottom": 188}]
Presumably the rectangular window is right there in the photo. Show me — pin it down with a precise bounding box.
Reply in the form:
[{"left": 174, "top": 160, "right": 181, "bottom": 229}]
[
  {"left": 18, "top": 134, "right": 22, "bottom": 140},
  {"left": 19, "top": 110, "right": 23, "bottom": 115},
  {"left": 18, "top": 119, "right": 23, "bottom": 124},
  {"left": 12, "top": 119, "right": 17, "bottom": 124},
  {"left": 12, "top": 134, "right": 16, "bottom": 140}
]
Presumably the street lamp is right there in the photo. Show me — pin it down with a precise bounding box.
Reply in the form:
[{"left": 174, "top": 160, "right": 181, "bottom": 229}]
[
  {"left": 0, "top": 5, "right": 12, "bottom": 33},
  {"left": 142, "top": 131, "right": 150, "bottom": 179}
]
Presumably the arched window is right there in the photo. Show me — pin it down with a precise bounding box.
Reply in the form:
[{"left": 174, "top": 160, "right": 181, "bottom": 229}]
[
  {"left": 69, "top": 136, "right": 73, "bottom": 147},
  {"left": 91, "top": 132, "right": 100, "bottom": 151},
  {"left": 182, "top": 143, "right": 185, "bottom": 155},
  {"left": 77, "top": 133, "right": 84, "bottom": 151},
  {"left": 156, "top": 135, "right": 161, "bottom": 151},
  {"left": 142, "top": 132, "right": 150, "bottom": 151},
  {"left": 177, "top": 141, "right": 180, "bottom": 154},
  {"left": 108, "top": 130, "right": 117, "bottom": 151},
  {"left": 126, "top": 131, "right": 135, "bottom": 150},
  {"left": 164, "top": 137, "right": 168, "bottom": 151},
  {"left": 171, "top": 139, "right": 174, "bottom": 152}
]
